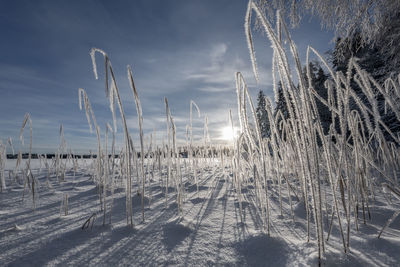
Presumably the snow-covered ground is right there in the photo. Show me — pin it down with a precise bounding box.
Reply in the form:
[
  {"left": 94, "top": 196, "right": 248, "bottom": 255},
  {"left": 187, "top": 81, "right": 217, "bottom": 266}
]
[{"left": 1, "top": 159, "right": 399, "bottom": 266}]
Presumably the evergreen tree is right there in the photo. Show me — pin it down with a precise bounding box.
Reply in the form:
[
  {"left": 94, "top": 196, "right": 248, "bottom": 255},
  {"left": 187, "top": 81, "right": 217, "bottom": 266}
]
[
  {"left": 376, "top": 11, "right": 400, "bottom": 76},
  {"left": 273, "top": 81, "right": 291, "bottom": 140},
  {"left": 256, "top": 90, "right": 270, "bottom": 138},
  {"left": 332, "top": 33, "right": 386, "bottom": 82},
  {"left": 258, "top": 0, "right": 400, "bottom": 62},
  {"left": 332, "top": 33, "right": 400, "bottom": 140},
  {"left": 274, "top": 82, "right": 288, "bottom": 116},
  {"left": 314, "top": 66, "right": 332, "bottom": 135},
  {"left": 304, "top": 62, "right": 331, "bottom": 135}
]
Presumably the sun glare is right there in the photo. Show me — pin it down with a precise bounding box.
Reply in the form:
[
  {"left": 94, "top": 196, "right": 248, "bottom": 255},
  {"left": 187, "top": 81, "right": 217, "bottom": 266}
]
[{"left": 221, "top": 126, "right": 238, "bottom": 142}]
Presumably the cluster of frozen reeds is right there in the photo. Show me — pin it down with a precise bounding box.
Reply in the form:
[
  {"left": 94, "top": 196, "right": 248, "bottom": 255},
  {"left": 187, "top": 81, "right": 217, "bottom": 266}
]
[
  {"left": 0, "top": 112, "right": 88, "bottom": 213},
  {"left": 228, "top": 0, "right": 400, "bottom": 263},
  {"left": 76, "top": 48, "right": 232, "bottom": 227}
]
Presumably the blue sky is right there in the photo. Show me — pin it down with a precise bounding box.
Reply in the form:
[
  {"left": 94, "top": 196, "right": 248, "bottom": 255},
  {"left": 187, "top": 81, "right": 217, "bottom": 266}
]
[{"left": 0, "top": 0, "right": 334, "bottom": 153}]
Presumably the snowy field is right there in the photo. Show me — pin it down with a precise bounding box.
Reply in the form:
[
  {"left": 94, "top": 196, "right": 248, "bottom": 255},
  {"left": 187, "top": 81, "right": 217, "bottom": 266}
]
[
  {"left": 1, "top": 159, "right": 399, "bottom": 266},
  {"left": 2, "top": 0, "right": 400, "bottom": 266}
]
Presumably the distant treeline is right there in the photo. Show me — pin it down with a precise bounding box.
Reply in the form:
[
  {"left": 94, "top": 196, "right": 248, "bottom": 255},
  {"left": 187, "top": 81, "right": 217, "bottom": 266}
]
[
  {"left": 6, "top": 154, "right": 105, "bottom": 159},
  {"left": 6, "top": 147, "right": 233, "bottom": 160}
]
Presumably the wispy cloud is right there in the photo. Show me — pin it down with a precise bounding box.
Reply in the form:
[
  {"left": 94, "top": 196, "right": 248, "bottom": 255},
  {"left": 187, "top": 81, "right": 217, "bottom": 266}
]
[{"left": 0, "top": 0, "right": 334, "bottom": 153}]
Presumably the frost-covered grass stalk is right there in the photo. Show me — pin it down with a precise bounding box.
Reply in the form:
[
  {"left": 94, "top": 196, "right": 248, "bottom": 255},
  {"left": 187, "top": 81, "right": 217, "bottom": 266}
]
[
  {"left": 164, "top": 97, "right": 172, "bottom": 209},
  {"left": 128, "top": 65, "right": 146, "bottom": 222},
  {"left": 20, "top": 113, "right": 32, "bottom": 169},
  {"left": 0, "top": 140, "right": 8, "bottom": 192},
  {"left": 60, "top": 193, "right": 69, "bottom": 216},
  {"left": 19, "top": 113, "right": 37, "bottom": 208},
  {"left": 78, "top": 88, "right": 102, "bottom": 183},
  {"left": 90, "top": 48, "right": 133, "bottom": 226},
  {"left": 106, "top": 122, "right": 116, "bottom": 224},
  {"left": 190, "top": 101, "right": 201, "bottom": 193}
]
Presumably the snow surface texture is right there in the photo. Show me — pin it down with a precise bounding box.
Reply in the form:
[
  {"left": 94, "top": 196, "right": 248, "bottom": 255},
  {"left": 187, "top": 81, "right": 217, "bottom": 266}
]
[{"left": 0, "top": 159, "right": 399, "bottom": 266}]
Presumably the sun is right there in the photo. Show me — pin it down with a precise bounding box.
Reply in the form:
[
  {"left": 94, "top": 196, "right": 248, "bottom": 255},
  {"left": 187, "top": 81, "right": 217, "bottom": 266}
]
[{"left": 221, "top": 126, "right": 238, "bottom": 142}]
